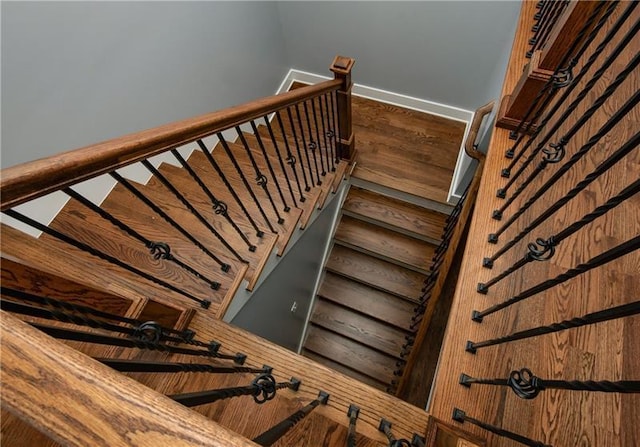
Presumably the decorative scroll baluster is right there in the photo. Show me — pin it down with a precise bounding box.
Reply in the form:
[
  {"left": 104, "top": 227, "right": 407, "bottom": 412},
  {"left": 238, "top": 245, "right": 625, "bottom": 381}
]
[
  {"left": 295, "top": 103, "right": 320, "bottom": 186},
  {"left": 31, "top": 322, "right": 247, "bottom": 363},
  {"left": 346, "top": 404, "right": 359, "bottom": 447},
  {"left": 235, "top": 128, "right": 285, "bottom": 224},
  {"left": 110, "top": 171, "right": 231, "bottom": 271},
  {"left": 264, "top": 111, "right": 302, "bottom": 207},
  {"left": 489, "top": 126, "right": 640, "bottom": 244},
  {"left": 197, "top": 139, "right": 265, "bottom": 238},
  {"left": 63, "top": 187, "right": 222, "bottom": 291},
  {"left": 527, "top": 1, "right": 554, "bottom": 54},
  {"left": 460, "top": 368, "right": 640, "bottom": 397},
  {"left": 505, "top": 1, "right": 608, "bottom": 143},
  {"left": 452, "top": 409, "right": 551, "bottom": 447},
  {"left": 169, "top": 149, "right": 256, "bottom": 252},
  {"left": 96, "top": 359, "right": 271, "bottom": 375},
  {"left": 217, "top": 133, "right": 278, "bottom": 232},
  {"left": 286, "top": 106, "right": 312, "bottom": 193},
  {"left": 378, "top": 419, "right": 412, "bottom": 447},
  {"left": 169, "top": 374, "right": 300, "bottom": 407},
  {"left": 473, "top": 235, "right": 640, "bottom": 322},
  {"left": 3, "top": 209, "right": 211, "bottom": 308},
  {"left": 303, "top": 100, "right": 324, "bottom": 182},
  {"left": 329, "top": 90, "right": 341, "bottom": 163},
  {"left": 316, "top": 95, "right": 333, "bottom": 173},
  {"left": 310, "top": 97, "right": 328, "bottom": 177},
  {"left": 466, "top": 301, "right": 640, "bottom": 353},
  {"left": 321, "top": 94, "right": 337, "bottom": 171},
  {"left": 252, "top": 391, "right": 329, "bottom": 446},
  {"left": 527, "top": 0, "right": 570, "bottom": 58}
]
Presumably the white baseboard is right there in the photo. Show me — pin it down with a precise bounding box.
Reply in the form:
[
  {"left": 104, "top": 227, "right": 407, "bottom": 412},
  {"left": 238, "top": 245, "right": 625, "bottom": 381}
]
[{"left": 279, "top": 69, "right": 474, "bottom": 204}]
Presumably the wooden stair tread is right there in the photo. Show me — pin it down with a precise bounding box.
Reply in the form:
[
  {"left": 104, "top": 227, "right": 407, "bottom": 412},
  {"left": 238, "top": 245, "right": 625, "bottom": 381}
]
[
  {"left": 310, "top": 298, "right": 407, "bottom": 357},
  {"left": 343, "top": 186, "right": 447, "bottom": 241},
  {"left": 304, "top": 325, "right": 397, "bottom": 387},
  {"left": 326, "top": 245, "right": 423, "bottom": 301},
  {"left": 335, "top": 215, "right": 436, "bottom": 272},
  {"left": 318, "top": 272, "right": 413, "bottom": 330},
  {"left": 301, "top": 349, "right": 387, "bottom": 391},
  {"left": 151, "top": 161, "right": 278, "bottom": 290}
]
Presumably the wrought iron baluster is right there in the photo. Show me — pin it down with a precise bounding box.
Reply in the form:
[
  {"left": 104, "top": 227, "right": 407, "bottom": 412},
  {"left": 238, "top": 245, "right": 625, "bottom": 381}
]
[
  {"left": 316, "top": 95, "right": 333, "bottom": 173},
  {"left": 322, "top": 93, "right": 337, "bottom": 170},
  {"left": 295, "top": 103, "right": 320, "bottom": 186},
  {"left": 197, "top": 139, "right": 265, "bottom": 238},
  {"left": 3, "top": 209, "right": 211, "bottom": 308},
  {"left": 528, "top": 0, "right": 569, "bottom": 57},
  {"left": 310, "top": 97, "right": 328, "bottom": 176},
  {"left": 506, "top": 1, "right": 608, "bottom": 143},
  {"left": 411, "top": 434, "right": 426, "bottom": 447},
  {"left": 63, "top": 187, "right": 222, "bottom": 290},
  {"left": 217, "top": 133, "right": 278, "bottom": 233},
  {"left": 96, "top": 359, "right": 270, "bottom": 375},
  {"left": 169, "top": 374, "right": 300, "bottom": 407},
  {"left": 460, "top": 368, "right": 640, "bottom": 398},
  {"left": 262, "top": 115, "right": 300, "bottom": 206},
  {"left": 252, "top": 391, "right": 329, "bottom": 446},
  {"left": 170, "top": 148, "right": 256, "bottom": 252},
  {"left": 31, "top": 322, "right": 246, "bottom": 363},
  {"left": 346, "top": 404, "right": 359, "bottom": 447},
  {"left": 473, "top": 235, "right": 640, "bottom": 322},
  {"left": 466, "top": 301, "right": 640, "bottom": 352},
  {"left": 302, "top": 101, "right": 323, "bottom": 184},
  {"left": 489, "top": 126, "right": 640, "bottom": 245},
  {"left": 329, "top": 90, "right": 342, "bottom": 163},
  {"left": 452, "top": 408, "right": 551, "bottom": 447},
  {"left": 110, "top": 171, "right": 231, "bottom": 271},
  {"left": 528, "top": 0, "right": 554, "bottom": 50},
  {"left": 379, "top": 419, "right": 412, "bottom": 447},
  {"left": 286, "top": 106, "right": 311, "bottom": 193},
  {"left": 235, "top": 128, "right": 285, "bottom": 225}
]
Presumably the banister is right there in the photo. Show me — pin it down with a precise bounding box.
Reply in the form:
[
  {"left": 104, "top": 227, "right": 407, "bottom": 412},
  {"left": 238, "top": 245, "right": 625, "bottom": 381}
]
[
  {"left": 0, "top": 78, "right": 342, "bottom": 211},
  {"left": 464, "top": 101, "right": 495, "bottom": 160},
  {"left": 0, "top": 310, "right": 259, "bottom": 447}
]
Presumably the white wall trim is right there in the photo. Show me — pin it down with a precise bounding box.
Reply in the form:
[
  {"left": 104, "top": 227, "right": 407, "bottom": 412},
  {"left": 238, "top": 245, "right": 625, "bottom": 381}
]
[{"left": 280, "top": 69, "right": 475, "bottom": 204}]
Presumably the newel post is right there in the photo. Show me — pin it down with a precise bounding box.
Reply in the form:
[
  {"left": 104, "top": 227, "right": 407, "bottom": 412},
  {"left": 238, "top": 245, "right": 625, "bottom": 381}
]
[{"left": 330, "top": 56, "right": 356, "bottom": 162}]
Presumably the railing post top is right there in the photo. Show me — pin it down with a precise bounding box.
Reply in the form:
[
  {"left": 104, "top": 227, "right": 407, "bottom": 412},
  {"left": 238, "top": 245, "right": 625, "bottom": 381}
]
[{"left": 330, "top": 55, "right": 355, "bottom": 78}]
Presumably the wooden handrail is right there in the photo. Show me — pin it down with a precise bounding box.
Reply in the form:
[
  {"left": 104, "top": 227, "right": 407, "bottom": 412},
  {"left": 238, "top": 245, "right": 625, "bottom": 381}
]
[
  {"left": 0, "top": 78, "right": 341, "bottom": 211},
  {"left": 464, "top": 101, "right": 495, "bottom": 160},
  {"left": 0, "top": 310, "right": 258, "bottom": 447}
]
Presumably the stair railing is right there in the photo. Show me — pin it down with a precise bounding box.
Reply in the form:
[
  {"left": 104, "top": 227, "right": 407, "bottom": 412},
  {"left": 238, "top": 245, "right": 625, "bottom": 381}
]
[
  {"left": 1, "top": 56, "right": 355, "bottom": 317},
  {"left": 391, "top": 100, "right": 495, "bottom": 396}
]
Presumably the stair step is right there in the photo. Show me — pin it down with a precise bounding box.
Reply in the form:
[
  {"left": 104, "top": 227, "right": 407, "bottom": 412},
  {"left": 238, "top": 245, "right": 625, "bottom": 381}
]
[
  {"left": 326, "top": 245, "right": 423, "bottom": 301},
  {"left": 318, "top": 272, "right": 413, "bottom": 331},
  {"left": 301, "top": 349, "right": 387, "bottom": 391},
  {"left": 343, "top": 186, "right": 447, "bottom": 242},
  {"left": 334, "top": 215, "right": 436, "bottom": 273},
  {"left": 310, "top": 298, "right": 407, "bottom": 357},
  {"left": 149, "top": 161, "right": 278, "bottom": 291},
  {"left": 304, "top": 324, "right": 397, "bottom": 386}
]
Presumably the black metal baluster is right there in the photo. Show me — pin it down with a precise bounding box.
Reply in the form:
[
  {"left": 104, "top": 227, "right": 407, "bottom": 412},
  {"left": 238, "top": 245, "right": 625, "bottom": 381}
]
[
  {"left": 379, "top": 419, "right": 412, "bottom": 447},
  {"left": 31, "top": 323, "right": 246, "bottom": 363},
  {"left": 302, "top": 101, "right": 323, "bottom": 184},
  {"left": 473, "top": 235, "right": 640, "bottom": 322},
  {"left": 329, "top": 90, "right": 342, "bottom": 163},
  {"left": 528, "top": 0, "right": 554, "bottom": 52},
  {"left": 460, "top": 368, "right": 640, "bottom": 397},
  {"left": 169, "top": 374, "right": 300, "bottom": 407},
  {"left": 452, "top": 409, "right": 551, "bottom": 447},
  {"left": 286, "top": 107, "right": 311, "bottom": 193},
  {"left": 170, "top": 148, "right": 256, "bottom": 252},
  {"left": 346, "top": 405, "right": 360, "bottom": 447},
  {"left": 217, "top": 133, "right": 278, "bottom": 233},
  {"left": 235, "top": 128, "right": 286, "bottom": 224},
  {"left": 110, "top": 171, "right": 231, "bottom": 271},
  {"left": 310, "top": 97, "right": 328, "bottom": 176},
  {"left": 274, "top": 109, "right": 307, "bottom": 202},
  {"left": 489, "top": 126, "right": 640, "bottom": 244},
  {"left": 3, "top": 209, "right": 211, "bottom": 308},
  {"left": 528, "top": 0, "right": 569, "bottom": 57},
  {"left": 466, "top": 301, "right": 640, "bottom": 353},
  {"left": 496, "top": 47, "right": 640, "bottom": 216},
  {"left": 295, "top": 103, "right": 319, "bottom": 187},
  {"left": 252, "top": 390, "right": 329, "bottom": 446},
  {"left": 262, "top": 115, "right": 301, "bottom": 206},
  {"left": 197, "top": 139, "right": 264, "bottom": 238},
  {"left": 322, "top": 93, "right": 337, "bottom": 171},
  {"left": 411, "top": 434, "right": 426, "bottom": 447},
  {"left": 505, "top": 1, "right": 615, "bottom": 154},
  {"left": 96, "top": 359, "right": 271, "bottom": 375},
  {"left": 317, "top": 95, "right": 334, "bottom": 173},
  {"left": 63, "top": 187, "right": 221, "bottom": 291}
]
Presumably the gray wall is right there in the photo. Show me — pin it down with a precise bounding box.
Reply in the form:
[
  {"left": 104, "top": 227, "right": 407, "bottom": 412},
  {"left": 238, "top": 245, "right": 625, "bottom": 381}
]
[
  {"left": 1, "top": 1, "right": 288, "bottom": 167},
  {"left": 277, "top": 1, "right": 521, "bottom": 111}
]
